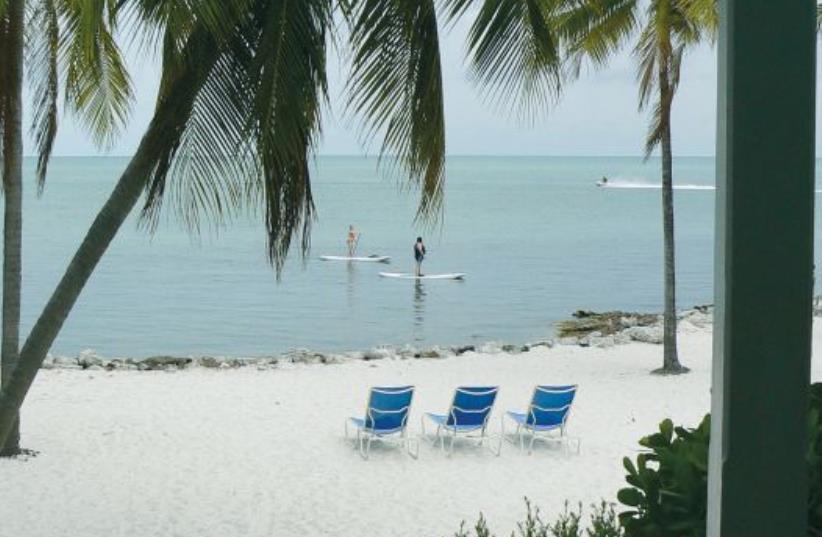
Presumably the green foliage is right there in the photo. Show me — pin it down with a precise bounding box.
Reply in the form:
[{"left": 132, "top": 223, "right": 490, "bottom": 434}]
[
  {"left": 618, "top": 388, "right": 822, "bottom": 536},
  {"left": 548, "top": 501, "right": 583, "bottom": 537},
  {"left": 806, "top": 384, "right": 822, "bottom": 536},
  {"left": 514, "top": 497, "right": 551, "bottom": 537},
  {"left": 586, "top": 502, "right": 622, "bottom": 537},
  {"left": 346, "top": 0, "right": 445, "bottom": 221},
  {"left": 446, "top": 499, "right": 621, "bottom": 537},
  {"left": 452, "top": 514, "right": 493, "bottom": 537},
  {"left": 617, "top": 416, "right": 710, "bottom": 537}
]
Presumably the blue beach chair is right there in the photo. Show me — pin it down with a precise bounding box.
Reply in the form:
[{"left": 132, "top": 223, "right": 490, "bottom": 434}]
[
  {"left": 346, "top": 386, "right": 418, "bottom": 459},
  {"left": 422, "top": 386, "right": 500, "bottom": 455},
  {"left": 503, "top": 385, "right": 579, "bottom": 454}
]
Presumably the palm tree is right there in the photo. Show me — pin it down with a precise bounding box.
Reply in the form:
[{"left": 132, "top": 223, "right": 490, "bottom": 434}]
[
  {"left": 0, "top": 0, "right": 26, "bottom": 456},
  {"left": 0, "top": 0, "right": 564, "bottom": 447},
  {"left": 0, "top": 0, "right": 131, "bottom": 455},
  {"left": 563, "top": 0, "right": 717, "bottom": 373}
]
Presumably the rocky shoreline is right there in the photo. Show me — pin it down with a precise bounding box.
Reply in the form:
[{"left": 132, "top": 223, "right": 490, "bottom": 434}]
[
  {"left": 39, "top": 340, "right": 558, "bottom": 372},
  {"left": 37, "top": 305, "right": 723, "bottom": 372}
]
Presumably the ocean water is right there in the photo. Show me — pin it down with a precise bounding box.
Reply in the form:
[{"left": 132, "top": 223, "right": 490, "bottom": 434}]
[{"left": 10, "top": 155, "right": 804, "bottom": 357}]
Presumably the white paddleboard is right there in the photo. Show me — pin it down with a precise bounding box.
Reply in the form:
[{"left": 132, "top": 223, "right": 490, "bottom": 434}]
[
  {"left": 379, "top": 272, "right": 466, "bottom": 280},
  {"left": 320, "top": 255, "right": 390, "bottom": 263}
]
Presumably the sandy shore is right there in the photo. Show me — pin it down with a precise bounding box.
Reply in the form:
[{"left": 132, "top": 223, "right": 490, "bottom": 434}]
[{"left": 0, "top": 322, "right": 811, "bottom": 537}]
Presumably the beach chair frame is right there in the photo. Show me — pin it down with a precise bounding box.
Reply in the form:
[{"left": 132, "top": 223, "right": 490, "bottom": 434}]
[
  {"left": 503, "top": 385, "right": 580, "bottom": 455},
  {"left": 422, "top": 387, "right": 501, "bottom": 456},
  {"left": 346, "top": 386, "right": 418, "bottom": 460}
]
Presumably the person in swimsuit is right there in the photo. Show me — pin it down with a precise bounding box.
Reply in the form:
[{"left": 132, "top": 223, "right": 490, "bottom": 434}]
[
  {"left": 347, "top": 225, "right": 359, "bottom": 257},
  {"left": 414, "top": 237, "right": 426, "bottom": 276}
]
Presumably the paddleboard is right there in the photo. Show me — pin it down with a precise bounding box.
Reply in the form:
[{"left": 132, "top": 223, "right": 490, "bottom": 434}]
[
  {"left": 320, "top": 255, "right": 391, "bottom": 263},
  {"left": 379, "top": 272, "right": 466, "bottom": 280}
]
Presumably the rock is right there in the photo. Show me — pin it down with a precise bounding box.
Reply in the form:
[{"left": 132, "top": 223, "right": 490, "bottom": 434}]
[
  {"left": 363, "top": 348, "right": 392, "bottom": 361},
  {"left": 284, "top": 349, "right": 326, "bottom": 365},
  {"left": 683, "top": 311, "right": 713, "bottom": 328},
  {"left": 141, "top": 356, "right": 193, "bottom": 370},
  {"left": 619, "top": 316, "right": 638, "bottom": 328},
  {"left": 106, "top": 359, "right": 126, "bottom": 370},
  {"left": 524, "top": 340, "right": 554, "bottom": 351},
  {"left": 41, "top": 354, "right": 57, "bottom": 370},
  {"left": 557, "top": 336, "right": 579, "bottom": 346},
  {"left": 78, "top": 349, "right": 103, "bottom": 368},
  {"left": 477, "top": 342, "right": 504, "bottom": 354},
  {"left": 623, "top": 326, "right": 664, "bottom": 344},
  {"left": 453, "top": 345, "right": 476, "bottom": 356},
  {"left": 590, "top": 335, "right": 616, "bottom": 348},
  {"left": 53, "top": 355, "right": 81, "bottom": 369},
  {"left": 199, "top": 356, "right": 221, "bottom": 368},
  {"left": 501, "top": 344, "right": 519, "bottom": 353},
  {"left": 693, "top": 303, "right": 714, "bottom": 314},
  {"left": 614, "top": 333, "right": 632, "bottom": 345},
  {"left": 557, "top": 310, "right": 659, "bottom": 338},
  {"left": 415, "top": 349, "right": 441, "bottom": 359}
]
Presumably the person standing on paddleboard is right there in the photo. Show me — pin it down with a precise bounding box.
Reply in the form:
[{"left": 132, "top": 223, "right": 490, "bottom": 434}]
[
  {"left": 347, "top": 225, "right": 359, "bottom": 256},
  {"left": 414, "top": 237, "right": 426, "bottom": 276}
]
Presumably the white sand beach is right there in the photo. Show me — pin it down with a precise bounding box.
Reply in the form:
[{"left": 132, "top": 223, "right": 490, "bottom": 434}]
[{"left": 0, "top": 323, "right": 813, "bottom": 537}]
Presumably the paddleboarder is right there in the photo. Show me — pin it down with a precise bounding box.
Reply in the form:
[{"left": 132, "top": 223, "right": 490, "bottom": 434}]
[
  {"left": 347, "top": 225, "right": 359, "bottom": 256},
  {"left": 414, "top": 237, "right": 426, "bottom": 277}
]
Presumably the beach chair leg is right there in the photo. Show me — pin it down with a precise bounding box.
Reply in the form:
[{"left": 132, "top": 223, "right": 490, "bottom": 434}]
[
  {"left": 448, "top": 433, "right": 456, "bottom": 457},
  {"left": 406, "top": 436, "right": 420, "bottom": 459},
  {"left": 528, "top": 433, "right": 536, "bottom": 455},
  {"left": 364, "top": 436, "right": 374, "bottom": 460},
  {"left": 500, "top": 416, "right": 507, "bottom": 445},
  {"left": 358, "top": 433, "right": 368, "bottom": 460}
]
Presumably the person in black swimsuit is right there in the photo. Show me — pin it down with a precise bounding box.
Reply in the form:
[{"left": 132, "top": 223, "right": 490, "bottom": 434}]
[{"left": 414, "top": 237, "right": 426, "bottom": 277}]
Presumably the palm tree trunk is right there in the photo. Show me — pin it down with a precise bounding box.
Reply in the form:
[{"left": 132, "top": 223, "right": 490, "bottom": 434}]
[
  {"left": 659, "top": 78, "right": 683, "bottom": 373},
  {"left": 0, "top": 32, "right": 218, "bottom": 447},
  {"left": 0, "top": 0, "right": 25, "bottom": 457}
]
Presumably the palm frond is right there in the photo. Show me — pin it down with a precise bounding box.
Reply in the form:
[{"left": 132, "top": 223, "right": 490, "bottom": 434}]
[
  {"left": 346, "top": 0, "right": 445, "bottom": 221},
  {"left": 635, "top": 0, "right": 711, "bottom": 157},
  {"left": 818, "top": 2, "right": 822, "bottom": 31},
  {"left": 27, "top": 0, "right": 59, "bottom": 191},
  {"left": 461, "top": 0, "right": 564, "bottom": 118},
  {"left": 246, "top": 0, "right": 330, "bottom": 261},
  {"left": 138, "top": 0, "right": 331, "bottom": 271},
  {"left": 120, "top": 0, "right": 250, "bottom": 66},
  {"left": 61, "top": 0, "right": 132, "bottom": 148},
  {"left": 561, "top": 0, "right": 638, "bottom": 78},
  {"left": 677, "top": 0, "right": 717, "bottom": 40}
]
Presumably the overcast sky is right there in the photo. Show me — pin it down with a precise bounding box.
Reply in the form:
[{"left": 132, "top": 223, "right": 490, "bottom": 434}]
[{"left": 20, "top": 18, "right": 802, "bottom": 158}]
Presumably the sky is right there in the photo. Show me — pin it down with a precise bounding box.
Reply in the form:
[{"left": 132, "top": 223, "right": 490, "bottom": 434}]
[{"left": 19, "top": 16, "right": 737, "bottom": 158}]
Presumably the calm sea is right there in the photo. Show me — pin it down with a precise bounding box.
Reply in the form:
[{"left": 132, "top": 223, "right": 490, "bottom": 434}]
[{"left": 12, "top": 156, "right": 812, "bottom": 357}]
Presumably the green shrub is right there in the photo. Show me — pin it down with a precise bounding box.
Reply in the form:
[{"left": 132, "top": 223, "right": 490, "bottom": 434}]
[
  {"left": 546, "top": 501, "right": 582, "bottom": 537},
  {"left": 587, "top": 502, "right": 622, "bottom": 537},
  {"left": 446, "top": 499, "right": 621, "bottom": 537},
  {"left": 618, "top": 383, "right": 822, "bottom": 536},
  {"left": 617, "top": 416, "right": 710, "bottom": 537}
]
